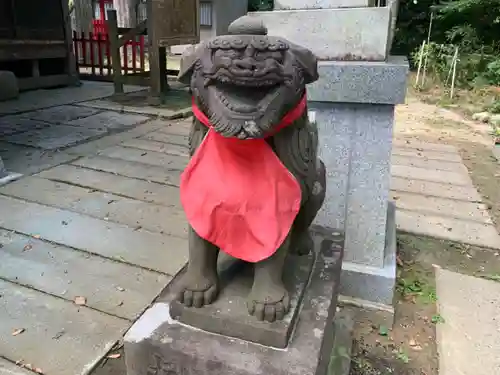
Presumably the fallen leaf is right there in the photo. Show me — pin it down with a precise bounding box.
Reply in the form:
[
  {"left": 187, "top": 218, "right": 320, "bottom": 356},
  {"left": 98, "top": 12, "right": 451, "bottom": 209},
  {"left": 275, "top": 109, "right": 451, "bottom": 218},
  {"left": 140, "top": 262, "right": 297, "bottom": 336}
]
[
  {"left": 34, "top": 368, "right": 44, "bottom": 374},
  {"left": 409, "top": 339, "right": 417, "bottom": 346},
  {"left": 107, "top": 353, "right": 121, "bottom": 359},
  {"left": 12, "top": 328, "right": 25, "bottom": 336},
  {"left": 33, "top": 234, "right": 41, "bottom": 239},
  {"left": 116, "top": 286, "right": 125, "bottom": 292},
  {"left": 23, "top": 244, "right": 33, "bottom": 251},
  {"left": 411, "top": 345, "right": 423, "bottom": 351},
  {"left": 396, "top": 255, "right": 404, "bottom": 267},
  {"left": 74, "top": 296, "right": 87, "bottom": 306}
]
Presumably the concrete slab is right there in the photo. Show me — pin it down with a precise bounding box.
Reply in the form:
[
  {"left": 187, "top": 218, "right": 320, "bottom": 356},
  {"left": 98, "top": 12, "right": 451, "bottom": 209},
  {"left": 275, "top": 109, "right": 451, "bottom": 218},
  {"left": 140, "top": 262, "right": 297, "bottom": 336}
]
[
  {"left": 3, "top": 125, "right": 106, "bottom": 150},
  {"left": 393, "top": 139, "right": 458, "bottom": 154},
  {"left": 391, "top": 191, "right": 492, "bottom": 224},
  {"left": 65, "top": 111, "right": 150, "bottom": 131},
  {"left": 0, "top": 176, "right": 188, "bottom": 238},
  {"left": 0, "top": 358, "right": 33, "bottom": 375},
  {"left": 0, "top": 229, "right": 170, "bottom": 320},
  {"left": 0, "top": 280, "right": 128, "bottom": 375},
  {"left": 391, "top": 154, "right": 468, "bottom": 173},
  {"left": 390, "top": 176, "right": 482, "bottom": 202},
  {"left": 38, "top": 164, "right": 181, "bottom": 207},
  {"left": 274, "top": 0, "right": 373, "bottom": 9},
  {"left": 436, "top": 269, "right": 500, "bottom": 375},
  {"left": 24, "top": 105, "right": 101, "bottom": 124},
  {"left": 0, "top": 82, "right": 144, "bottom": 115},
  {"left": 71, "top": 156, "right": 182, "bottom": 186},
  {"left": 121, "top": 139, "right": 189, "bottom": 158},
  {"left": 392, "top": 146, "right": 463, "bottom": 162},
  {"left": 0, "top": 195, "right": 188, "bottom": 274},
  {"left": 391, "top": 165, "right": 473, "bottom": 187},
  {"left": 396, "top": 209, "right": 500, "bottom": 250},
  {"left": 0, "top": 116, "right": 52, "bottom": 136},
  {"left": 142, "top": 131, "right": 189, "bottom": 147},
  {"left": 98, "top": 146, "right": 188, "bottom": 170}
]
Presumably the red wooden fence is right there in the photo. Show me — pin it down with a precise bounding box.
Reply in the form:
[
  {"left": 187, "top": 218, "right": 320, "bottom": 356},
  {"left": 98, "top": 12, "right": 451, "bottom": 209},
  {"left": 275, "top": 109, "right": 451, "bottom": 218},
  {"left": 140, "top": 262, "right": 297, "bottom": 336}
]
[{"left": 73, "top": 30, "right": 146, "bottom": 80}]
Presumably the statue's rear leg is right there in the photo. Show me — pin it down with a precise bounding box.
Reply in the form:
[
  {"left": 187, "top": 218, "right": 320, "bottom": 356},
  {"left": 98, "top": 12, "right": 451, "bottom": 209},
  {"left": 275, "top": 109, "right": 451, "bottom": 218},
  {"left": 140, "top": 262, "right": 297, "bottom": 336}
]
[{"left": 176, "top": 227, "right": 220, "bottom": 308}]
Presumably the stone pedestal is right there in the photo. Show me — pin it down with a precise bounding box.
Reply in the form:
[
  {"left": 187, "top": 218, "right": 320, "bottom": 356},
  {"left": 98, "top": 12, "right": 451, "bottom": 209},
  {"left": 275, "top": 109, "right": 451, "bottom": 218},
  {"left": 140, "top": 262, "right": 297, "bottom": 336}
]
[
  {"left": 249, "top": 3, "right": 408, "bottom": 314},
  {"left": 124, "top": 234, "right": 351, "bottom": 375}
]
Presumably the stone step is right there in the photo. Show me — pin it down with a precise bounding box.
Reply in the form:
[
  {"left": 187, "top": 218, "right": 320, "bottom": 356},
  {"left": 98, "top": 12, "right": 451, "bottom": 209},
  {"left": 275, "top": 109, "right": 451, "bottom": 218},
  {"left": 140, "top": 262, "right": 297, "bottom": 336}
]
[
  {"left": 396, "top": 209, "right": 500, "bottom": 250},
  {"left": 0, "top": 195, "right": 188, "bottom": 275},
  {"left": 72, "top": 156, "right": 181, "bottom": 186},
  {"left": 141, "top": 131, "right": 189, "bottom": 147},
  {"left": 392, "top": 146, "right": 463, "bottom": 163},
  {"left": 38, "top": 164, "right": 181, "bottom": 207},
  {"left": 0, "top": 229, "right": 170, "bottom": 320},
  {"left": 0, "top": 176, "right": 188, "bottom": 238},
  {"left": 391, "top": 191, "right": 492, "bottom": 224},
  {"left": 98, "top": 145, "right": 187, "bottom": 170},
  {"left": 390, "top": 176, "right": 482, "bottom": 202},
  {"left": 274, "top": 0, "right": 374, "bottom": 10},
  {"left": 0, "top": 279, "right": 128, "bottom": 375},
  {"left": 247, "top": 7, "right": 392, "bottom": 60},
  {"left": 391, "top": 165, "right": 473, "bottom": 187},
  {"left": 391, "top": 154, "right": 468, "bottom": 173},
  {"left": 436, "top": 269, "right": 500, "bottom": 375},
  {"left": 121, "top": 139, "right": 189, "bottom": 158}
]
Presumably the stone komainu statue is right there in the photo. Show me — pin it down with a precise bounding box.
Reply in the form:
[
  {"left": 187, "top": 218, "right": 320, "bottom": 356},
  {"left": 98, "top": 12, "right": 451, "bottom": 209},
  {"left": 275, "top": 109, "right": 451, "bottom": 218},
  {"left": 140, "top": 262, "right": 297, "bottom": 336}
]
[{"left": 176, "top": 16, "right": 326, "bottom": 322}]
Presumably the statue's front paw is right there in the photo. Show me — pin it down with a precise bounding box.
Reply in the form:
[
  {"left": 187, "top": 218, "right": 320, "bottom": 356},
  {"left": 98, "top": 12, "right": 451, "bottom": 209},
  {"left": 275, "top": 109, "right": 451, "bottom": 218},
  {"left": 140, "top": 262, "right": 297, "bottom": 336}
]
[
  {"left": 176, "top": 275, "right": 219, "bottom": 308},
  {"left": 247, "top": 286, "right": 290, "bottom": 322}
]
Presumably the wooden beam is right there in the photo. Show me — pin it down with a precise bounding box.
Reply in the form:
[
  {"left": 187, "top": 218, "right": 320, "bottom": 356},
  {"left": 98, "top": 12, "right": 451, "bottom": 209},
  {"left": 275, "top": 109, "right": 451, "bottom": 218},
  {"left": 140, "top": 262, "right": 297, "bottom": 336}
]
[
  {"left": 118, "top": 19, "right": 147, "bottom": 47},
  {"left": 107, "top": 9, "right": 124, "bottom": 94}
]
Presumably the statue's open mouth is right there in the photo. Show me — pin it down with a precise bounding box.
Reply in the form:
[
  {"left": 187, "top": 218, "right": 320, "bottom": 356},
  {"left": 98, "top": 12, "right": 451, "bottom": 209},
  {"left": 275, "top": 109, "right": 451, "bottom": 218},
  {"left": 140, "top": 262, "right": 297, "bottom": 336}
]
[{"left": 211, "top": 83, "right": 281, "bottom": 118}]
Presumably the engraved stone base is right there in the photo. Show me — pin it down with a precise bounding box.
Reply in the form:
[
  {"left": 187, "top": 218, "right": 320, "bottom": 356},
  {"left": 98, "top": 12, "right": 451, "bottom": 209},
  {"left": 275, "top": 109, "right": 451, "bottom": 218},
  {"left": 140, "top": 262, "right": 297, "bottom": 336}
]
[{"left": 124, "top": 234, "right": 345, "bottom": 375}]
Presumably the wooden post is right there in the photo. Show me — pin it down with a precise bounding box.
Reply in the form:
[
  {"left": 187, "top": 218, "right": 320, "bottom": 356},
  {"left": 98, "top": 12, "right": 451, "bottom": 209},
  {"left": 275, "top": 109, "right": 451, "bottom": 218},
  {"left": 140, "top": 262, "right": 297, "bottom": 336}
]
[
  {"left": 147, "top": 0, "right": 162, "bottom": 104},
  {"left": 107, "top": 9, "right": 124, "bottom": 94}
]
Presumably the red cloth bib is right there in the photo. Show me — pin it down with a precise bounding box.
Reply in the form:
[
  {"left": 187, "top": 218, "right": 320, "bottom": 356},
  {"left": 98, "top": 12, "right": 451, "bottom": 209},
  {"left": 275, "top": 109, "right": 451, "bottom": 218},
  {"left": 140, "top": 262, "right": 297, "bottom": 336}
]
[{"left": 180, "top": 96, "right": 306, "bottom": 263}]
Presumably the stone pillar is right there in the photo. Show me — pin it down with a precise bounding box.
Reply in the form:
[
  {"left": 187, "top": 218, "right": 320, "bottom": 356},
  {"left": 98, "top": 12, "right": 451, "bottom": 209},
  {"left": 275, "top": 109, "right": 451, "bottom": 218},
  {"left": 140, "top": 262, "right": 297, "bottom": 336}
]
[{"left": 248, "top": 2, "right": 408, "bottom": 315}]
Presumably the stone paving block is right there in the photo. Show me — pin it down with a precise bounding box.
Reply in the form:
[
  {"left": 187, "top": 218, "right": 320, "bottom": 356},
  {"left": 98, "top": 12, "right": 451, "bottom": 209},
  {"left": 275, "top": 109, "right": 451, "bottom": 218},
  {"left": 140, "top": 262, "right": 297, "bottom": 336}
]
[
  {"left": 0, "top": 116, "right": 52, "bottom": 136},
  {"left": 24, "top": 105, "right": 101, "bottom": 124},
  {"left": 393, "top": 139, "right": 459, "bottom": 154},
  {"left": 0, "top": 280, "right": 128, "bottom": 375},
  {"left": 391, "top": 191, "right": 492, "bottom": 224},
  {"left": 436, "top": 269, "right": 500, "bottom": 375},
  {"left": 65, "top": 111, "right": 150, "bottom": 131},
  {"left": 391, "top": 154, "right": 468, "bottom": 173},
  {"left": 392, "top": 165, "right": 473, "bottom": 187},
  {"left": 392, "top": 146, "right": 463, "bottom": 163},
  {"left": 0, "top": 358, "right": 34, "bottom": 375},
  {"left": 38, "top": 164, "right": 182, "bottom": 207},
  {"left": 98, "top": 146, "right": 187, "bottom": 170},
  {"left": 142, "top": 131, "right": 189, "bottom": 147},
  {"left": 0, "top": 195, "right": 188, "bottom": 274},
  {"left": 160, "top": 120, "right": 192, "bottom": 136},
  {"left": 72, "top": 156, "right": 182, "bottom": 186},
  {"left": 391, "top": 176, "right": 482, "bottom": 202},
  {"left": 0, "top": 229, "right": 170, "bottom": 320},
  {"left": 0, "top": 176, "right": 188, "bottom": 238},
  {"left": 3, "top": 124, "right": 105, "bottom": 150},
  {"left": 396, "top": 209, "right": 500, "bottom": 249},
  {"left": 122, "top": 139, "right": 189, "bottom": 158}
]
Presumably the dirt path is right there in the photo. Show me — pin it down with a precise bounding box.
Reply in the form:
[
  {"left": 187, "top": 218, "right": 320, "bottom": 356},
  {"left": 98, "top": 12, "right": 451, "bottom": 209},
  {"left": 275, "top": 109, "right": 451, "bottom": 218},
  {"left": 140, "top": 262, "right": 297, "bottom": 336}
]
[{"left": 349, "top": 92, "right": 500, "bottom": 375}]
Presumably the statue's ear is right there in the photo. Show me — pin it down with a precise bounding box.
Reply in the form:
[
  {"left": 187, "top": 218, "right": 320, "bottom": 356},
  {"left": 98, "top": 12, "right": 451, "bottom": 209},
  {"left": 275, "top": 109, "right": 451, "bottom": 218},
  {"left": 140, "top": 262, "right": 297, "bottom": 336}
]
[
  {"left": 178, "top": 44, "right": 204, "bottom": 85},
  {"left": 289, "top": 43, "right": 319, "bottom": 85}
]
